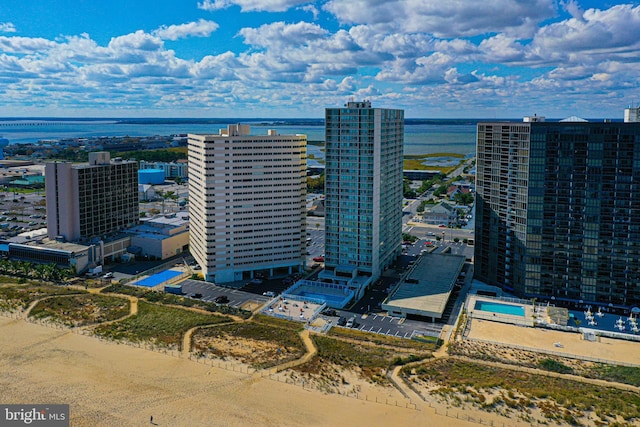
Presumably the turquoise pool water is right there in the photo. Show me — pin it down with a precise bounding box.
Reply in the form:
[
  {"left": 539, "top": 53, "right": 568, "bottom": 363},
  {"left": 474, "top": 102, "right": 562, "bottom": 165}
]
[
  {"left": 292, "top": 290, "right": 346, "bottom": 305},
  {"left": 134, "top": 270, "right": 182, "bottom": 287},
  {"left": 474, "top": 300, "right": 525, "bottom": 317}
]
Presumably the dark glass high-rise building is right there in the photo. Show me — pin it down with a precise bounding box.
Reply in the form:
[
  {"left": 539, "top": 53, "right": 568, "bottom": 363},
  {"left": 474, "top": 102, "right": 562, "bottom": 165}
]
[
  {"left": 45, "top": 152, "right": 138, "bottom": 243},
  {"left": 475, "top": 117, "right": 640, "bottom": 309}
]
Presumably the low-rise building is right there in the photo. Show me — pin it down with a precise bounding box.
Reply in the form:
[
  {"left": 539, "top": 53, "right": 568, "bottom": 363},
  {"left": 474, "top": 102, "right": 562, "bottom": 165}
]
[
  {"left": 421, "top": 201, "right": 456, "bottom": 225},
  {"left": 128, "top": 212, "right": 189, "bottom": 260},
  {"left": 382, "top": 252, "right": 465, "bottom": 321},
  {"left": 139, "top": 160, "right": 188, "bottom": 179}
]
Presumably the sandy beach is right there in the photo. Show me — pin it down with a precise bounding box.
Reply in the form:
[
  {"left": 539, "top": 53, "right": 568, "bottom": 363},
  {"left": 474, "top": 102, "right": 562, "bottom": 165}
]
[{"left": 0, "top": 317, "right": 476, "bottom": 427}]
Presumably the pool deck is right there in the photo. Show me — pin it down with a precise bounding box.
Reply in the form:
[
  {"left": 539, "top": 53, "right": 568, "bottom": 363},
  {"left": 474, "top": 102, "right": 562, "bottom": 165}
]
[
  {"left": 261, "top": 296, "right": 324, "bottom": 323},
  {"left": 467, "top": 295, "right": 534, "bottom": 327},
  {"left": 466, "top": 317, "right": 640, "bottom": 366}
]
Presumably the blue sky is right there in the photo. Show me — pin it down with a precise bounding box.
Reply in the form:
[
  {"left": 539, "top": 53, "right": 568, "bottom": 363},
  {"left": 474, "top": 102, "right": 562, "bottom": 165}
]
[{"left": 1, "top": 0, "right": 639, "bottom": 118}]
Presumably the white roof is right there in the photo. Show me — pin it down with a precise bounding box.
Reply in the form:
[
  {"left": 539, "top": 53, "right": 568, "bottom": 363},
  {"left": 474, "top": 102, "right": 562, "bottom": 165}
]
[{"left": 560, "top": 116, "right": 588, "bottom": 122}]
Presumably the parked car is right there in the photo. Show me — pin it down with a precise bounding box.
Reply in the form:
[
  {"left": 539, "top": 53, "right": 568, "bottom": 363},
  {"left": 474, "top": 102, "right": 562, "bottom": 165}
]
[
  {"left": 312, "top": 256, "right": 324, "bottom": 262},
  {"left": 337, "top": 316, "right": 347, "bottom": 326},
  {"left": 103, "top": 272, "right": 113, "bottom": 279},
  {"left": 249, "top": 278, "right": 263, "bottom": 285},
  {"left": 214, "top": 295, "right": 229, "bottom": 304},
  {"left": 191, "top": 293, "right": 203, "bottom": 299},
  {"left": 322, "top": 309, "right": 337, "bottom": 317},
  {"left": 346, "top": 317, "right": 356, "bottom": 328},
  {"left": 263, "top": 291, "right": 276, "bottom": 297}
]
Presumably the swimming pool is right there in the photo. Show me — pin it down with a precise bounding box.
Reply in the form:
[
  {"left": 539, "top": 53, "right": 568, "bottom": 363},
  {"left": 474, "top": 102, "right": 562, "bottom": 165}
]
[
  {"left": 134, "top": 270, "right": 182, "bottom": 287},
  {"left": 293, "top": 290, "right": 347, "bottom": 305},
  {"left": 474, "top": 300, "right": 525, "bottom": 317}
]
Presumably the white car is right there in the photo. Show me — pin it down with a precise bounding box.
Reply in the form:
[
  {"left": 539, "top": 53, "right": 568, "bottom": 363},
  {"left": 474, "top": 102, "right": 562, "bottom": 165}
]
[{"left": 103, "top": 272, "right": 113, "bottom": 279}]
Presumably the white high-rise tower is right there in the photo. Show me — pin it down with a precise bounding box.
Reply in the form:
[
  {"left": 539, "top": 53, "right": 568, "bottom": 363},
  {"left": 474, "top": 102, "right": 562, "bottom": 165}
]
[{"left": 188, "top": 125, "right": 307, "bottom": 284}]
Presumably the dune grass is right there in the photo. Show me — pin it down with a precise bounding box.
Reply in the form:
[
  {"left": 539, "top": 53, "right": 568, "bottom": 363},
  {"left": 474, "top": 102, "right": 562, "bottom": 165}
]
[
  {"left": 0, "top": 283, "right": 85, "bottom": 312},
  {"left": 29, "top": 294, "right": 130, "bottom": 327},
  {"left": 406, "top": 358, "right": 640, "bottom": 424},
  {"left": 192, "top": 320, "right": 305, "bottom": 369},
  {"left": 94, "top": 300, "right": 230, "bottom": 349}
]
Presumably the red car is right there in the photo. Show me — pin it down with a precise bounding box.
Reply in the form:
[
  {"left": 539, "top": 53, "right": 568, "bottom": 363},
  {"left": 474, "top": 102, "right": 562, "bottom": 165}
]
[{"left": 313, "top": 256, "right": 325, "bottom": 262}]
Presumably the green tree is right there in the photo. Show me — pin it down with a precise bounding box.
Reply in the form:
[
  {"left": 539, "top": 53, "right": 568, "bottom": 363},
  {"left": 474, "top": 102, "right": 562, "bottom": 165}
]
[
  {"left": 116, "top": 147, "right": 186, "bottom": 162},
  {"left": 454, "top": 192, "right": 474, "bottom": 205},
  {"left": 307, "top": 173, "right": 325, "bottom": 193},
  {"left": 403, "top": 179, "right": 417, "bottom": 198},
  {"left": 402, "top": 233, "right": 418, "bottom": 243},
  {"left": 433, "top": 184, "right": 448, "bottom": 197}
]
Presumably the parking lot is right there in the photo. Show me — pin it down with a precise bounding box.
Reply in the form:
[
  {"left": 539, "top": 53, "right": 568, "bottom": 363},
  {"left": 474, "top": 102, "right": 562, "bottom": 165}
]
[
  {"left": 319, "top": 309, "right": 443, "bottom": 339},
  {"left": 180, "top": 279, "right": 270, "bottom": 310},
  {"left": 0, "top": 190, "right": 48, "bottom": 238}
]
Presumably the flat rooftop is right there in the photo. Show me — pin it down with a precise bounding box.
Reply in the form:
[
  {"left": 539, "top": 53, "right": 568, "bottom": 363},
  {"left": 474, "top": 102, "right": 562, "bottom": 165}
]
[
  {"left": 383, "top": 252, "right": 465, "bottom": 319},
  {"left": 9, "top": 238, "right": 91, "bottom": 253}
]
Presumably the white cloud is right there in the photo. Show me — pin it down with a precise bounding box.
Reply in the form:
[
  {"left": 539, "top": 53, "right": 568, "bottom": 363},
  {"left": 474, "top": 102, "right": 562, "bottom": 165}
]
[
  {"left": 300, "top": 5, "right": 320, "bottom": 20},
  {"left": 1, "top": 2, "right": 639, "bottom": 118},
  {"left": 0, "top": 36, "right": 58, "bottom": 55},
  {"left": 348, "top": 25, "right": 434, "bottom": 58},
  {"left": 193, "top": 51, "right": 242, "bottom": 80},
  {"left": 154, "top": 19, "right": 219, "bottom": 41},
  {"left": 562, "top": 0, "right": 586, "bottom": 23},
  {"left": 375, "top": 52, "right": 457, "bottom": 84},
  {"left": 478, "top": 34, "right": 526, "bottom": 63},
  {"left": 239, "top": 21, "right": 328, "bottom": 48},
  {"left": 198, "top": 0, "right": 309, "bottom": 12},
  {"left": 0, "top": 22, "right": 16, "bottom": 33},
  {"left": 338, "top": 76, "right": 356, "bottom": 92},
  {"left": 108, "top": 31, "right": 164, "bottom": 52},
  {"left": 354, "top": 84, "right": 381, "bottom": 98},
  {"left": 324, "top": 0, "right": 556, "bottom": 38},
  {"left": 530, "top": 5, "right": 640, "bottom": 64},
  {"left": 197, "top": 0, "right": 229, "bottom": 11}
]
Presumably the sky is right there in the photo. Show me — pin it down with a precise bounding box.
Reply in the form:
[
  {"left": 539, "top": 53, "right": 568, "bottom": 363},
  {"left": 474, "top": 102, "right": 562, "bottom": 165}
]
[{"left": 1, "top": 0, "right": 639, "bottom": 118}]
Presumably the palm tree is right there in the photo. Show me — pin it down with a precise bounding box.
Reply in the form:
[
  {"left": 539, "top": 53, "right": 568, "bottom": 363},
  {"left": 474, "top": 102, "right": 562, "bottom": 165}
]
[
  {"left": 0, "top": 258, "right": 10, "bottom": 274},
  {"left": 13, "top": 260, "right": 32, "bottom": 278},
  {"left": 34, "top": 263, "right": 50, "bottom": 282}
]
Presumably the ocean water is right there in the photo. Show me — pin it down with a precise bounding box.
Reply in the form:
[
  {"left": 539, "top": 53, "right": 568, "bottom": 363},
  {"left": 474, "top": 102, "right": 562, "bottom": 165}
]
[{"left": 0, "top": 118, "right": 479, "bottom": 156}]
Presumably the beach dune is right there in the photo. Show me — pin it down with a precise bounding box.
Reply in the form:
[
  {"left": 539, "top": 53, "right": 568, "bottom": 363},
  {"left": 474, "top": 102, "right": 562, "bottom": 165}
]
[{"left": 0, "top": 317, "right": 473, "bottom": 427}]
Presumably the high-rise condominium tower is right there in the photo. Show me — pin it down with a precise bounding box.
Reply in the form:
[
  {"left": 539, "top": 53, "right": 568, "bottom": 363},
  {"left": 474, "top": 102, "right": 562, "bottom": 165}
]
[
  {"left": 475, "top": 116, "right": 640, "bottom": 309},
  {"left": 320, "top": 101, "right": 404, "bottom": 297},
  {"left": 188, "top": 125, "right": 307, "bottom": 284},
  {"left": 45, "top": 152, "right": 138, "bottom": 242}
]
